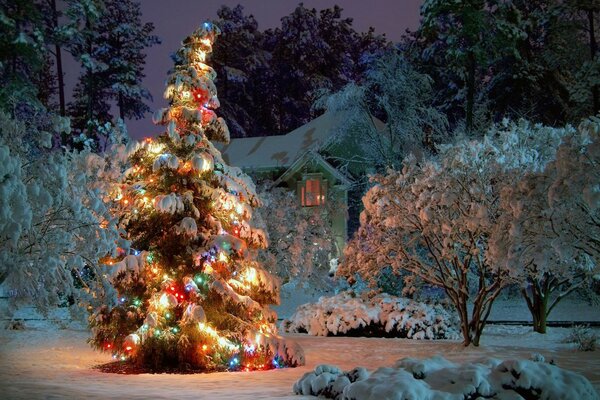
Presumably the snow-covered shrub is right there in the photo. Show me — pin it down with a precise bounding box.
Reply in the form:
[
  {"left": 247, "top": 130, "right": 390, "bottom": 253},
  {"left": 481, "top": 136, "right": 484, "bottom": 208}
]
[
  {"left": 282, "top": 291, "right": 458, "bottom": 339},
  {"left": 0, "top": 111, "right": 123, "bottom": 319},
  {"left": 293, "top": 356, "right": 600, "bottom": 400},
  {"left": 562, "top": 325, "right": 597, "bottom": 352},
  {"left": 293, "top": 364, "right": 369, "bottom": 399}
]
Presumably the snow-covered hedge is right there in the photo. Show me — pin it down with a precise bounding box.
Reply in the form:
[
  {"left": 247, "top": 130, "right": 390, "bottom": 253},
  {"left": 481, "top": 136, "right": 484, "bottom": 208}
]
[
  {"left": 282, "top": 291, "right": 458, "bottom": 339},
  {"left": 293, "top": 356, "right": 600, "bottom": 400}
]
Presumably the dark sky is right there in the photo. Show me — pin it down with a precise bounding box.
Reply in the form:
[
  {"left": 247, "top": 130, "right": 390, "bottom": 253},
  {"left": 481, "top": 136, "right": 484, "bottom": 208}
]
[{"left": 64, "top": 0, "right": 423, "bottom": 139}]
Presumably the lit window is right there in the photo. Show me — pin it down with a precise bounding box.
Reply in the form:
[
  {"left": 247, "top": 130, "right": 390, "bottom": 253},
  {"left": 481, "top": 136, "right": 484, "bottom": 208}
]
[{"left": 298, "top": 175, "right": 327, "bottom": 206}]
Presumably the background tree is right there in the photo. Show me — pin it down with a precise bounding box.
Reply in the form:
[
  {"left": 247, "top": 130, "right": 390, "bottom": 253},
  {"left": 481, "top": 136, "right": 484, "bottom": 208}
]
[
  {"left": 0, "top": 0, "right": 48, "bottom": 109},
  {"left": 211, "top": 5, "right": 268, "bottom": 138},
  {"left": 89, "top": 23, "right": 303, "bottom": 371},
  {"left": 67, "top": 0, "right": 158, "bottom": 145},
  {"left": 317, "top": 51, "right": 447, "bottom": 172},
  {"left": 487, "top": 120, "right": 590, "bottom": 333},
  {"left": 566, "top": 0, "right": 600, "bottom": 118},
  {"left": 416, "top": 0, "right": 523, "bottom": 132},
  {"left": 97, "top": 0, "right": 159, "bottom": 121},
  {"left": 485, "top": 0, "right": 575, "bottom": 125},
  {"left": 211, "top": 4, "right": 388, "bottom": 137}
]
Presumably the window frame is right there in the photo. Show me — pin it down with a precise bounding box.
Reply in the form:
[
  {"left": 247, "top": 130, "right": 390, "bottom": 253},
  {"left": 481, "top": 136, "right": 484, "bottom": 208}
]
[{"left": 297, "top": 173, "right": 327, "bottom": 207}]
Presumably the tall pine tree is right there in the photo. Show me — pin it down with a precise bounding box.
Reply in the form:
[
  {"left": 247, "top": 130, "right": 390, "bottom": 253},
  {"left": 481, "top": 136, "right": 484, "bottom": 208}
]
[
  {"left": 68, "top": 0, "right": 158, "bottom": 143},
  {"left": 89, "top": 22, "right": 304, "bottom": 372}
]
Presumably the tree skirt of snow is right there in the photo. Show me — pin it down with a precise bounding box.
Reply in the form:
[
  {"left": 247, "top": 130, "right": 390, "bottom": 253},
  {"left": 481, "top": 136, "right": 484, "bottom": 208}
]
[
  {"left": 293, "top": 356, "right": 600, "bottom": 400},
  {"left": 282, "top": 291, "right": 459, "bottom": 340}
]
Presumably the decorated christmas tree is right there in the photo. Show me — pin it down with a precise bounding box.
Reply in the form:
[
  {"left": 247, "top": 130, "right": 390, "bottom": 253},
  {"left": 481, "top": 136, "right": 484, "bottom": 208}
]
[{"left": 89, "top": 22, "right": 304, "bottom": 371}]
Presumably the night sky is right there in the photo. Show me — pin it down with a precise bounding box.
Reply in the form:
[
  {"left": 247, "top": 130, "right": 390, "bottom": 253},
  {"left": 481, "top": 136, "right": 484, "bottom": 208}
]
[{"left": 65, "top": 0, "right": 424, "bottom": 139}]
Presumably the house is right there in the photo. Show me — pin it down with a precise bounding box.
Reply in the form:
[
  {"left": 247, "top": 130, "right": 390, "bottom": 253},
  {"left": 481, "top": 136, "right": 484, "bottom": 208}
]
[{"left": 218, "top": 111, "right": 385, "bottom": 255}]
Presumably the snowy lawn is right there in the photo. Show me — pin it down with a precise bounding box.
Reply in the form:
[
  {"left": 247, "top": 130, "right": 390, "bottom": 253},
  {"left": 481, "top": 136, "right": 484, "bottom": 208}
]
[{"left": 0, "top": 325, "right": 599, "bottom": 399}]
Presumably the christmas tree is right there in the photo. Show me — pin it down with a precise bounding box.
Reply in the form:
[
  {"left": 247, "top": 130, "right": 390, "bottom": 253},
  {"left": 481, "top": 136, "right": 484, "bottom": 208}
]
[{"left": 89, "top": 22, "right": 304, "bottom": 372}]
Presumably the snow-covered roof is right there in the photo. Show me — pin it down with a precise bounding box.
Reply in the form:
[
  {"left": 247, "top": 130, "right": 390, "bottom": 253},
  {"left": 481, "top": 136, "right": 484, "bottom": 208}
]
[{"left": 217, "top": 111, "right": 385, "bottom": 170}]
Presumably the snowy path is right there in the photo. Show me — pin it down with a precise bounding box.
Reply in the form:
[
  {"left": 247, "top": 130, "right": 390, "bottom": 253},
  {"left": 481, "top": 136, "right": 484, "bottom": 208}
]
[{"left": 0, "top": 326, "right": 599, "bottom": 399}]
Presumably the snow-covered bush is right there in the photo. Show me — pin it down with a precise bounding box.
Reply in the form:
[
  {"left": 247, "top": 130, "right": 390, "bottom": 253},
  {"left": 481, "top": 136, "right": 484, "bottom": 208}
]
[
  {"left": 282, "top": 291, "right": 458, "bottom": 339},
  {"left": 0, "top": 111, "right": 123, "bottom": 319},
  {"left": 293, "top": 356, "right": 600, "bottom": 400},
  {"left": 562, "top": 325, "right": 598, "bottom": 352},
  {"left": 489, "top": 118, "right": 600, "bottom": 333},
  {"left": 256, "top": 183, "right": 340, "bottom": 290}
]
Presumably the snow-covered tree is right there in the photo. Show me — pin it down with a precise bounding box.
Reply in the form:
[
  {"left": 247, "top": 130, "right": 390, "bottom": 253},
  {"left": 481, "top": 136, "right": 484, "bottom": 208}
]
[
  {"left": 88, "top": 23, "right": 303, "bottom": 371},
  {"left": 0, "top": 0, "right": 49, "bottom": 107},
  {"left": 96, "top": 0, "right": 159, "bottom": 121},
  {"left": 0, "top": 107, "right": 122, "bottom": 318},
  {"left": 338, "top": 120, "right": 570, "bottom": 346},
  {"left": 338, "top": 156, "right": 503, "bottom": 346},
  {"left": 487, "top": 121, "right": 588, "bottom": 333},
  {"left": 67, "top": 0, "right": 158, "bottom": 136},
  {"left": 256, "top": 183, "right": 339, "bottom": 291},
  {"left": 317, "top": 51, "right": 447, "bottom": 171}
]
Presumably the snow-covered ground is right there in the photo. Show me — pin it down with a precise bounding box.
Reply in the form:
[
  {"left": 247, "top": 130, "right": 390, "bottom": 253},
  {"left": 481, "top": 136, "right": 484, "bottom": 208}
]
[{"left": 1, "top": 323, "right": 599, "bottom": 399}]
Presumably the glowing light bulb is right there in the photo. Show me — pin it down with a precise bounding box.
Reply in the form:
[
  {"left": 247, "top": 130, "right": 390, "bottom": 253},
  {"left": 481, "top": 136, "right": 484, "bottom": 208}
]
[
  {"left": 148, "top": 143, "right": 165, "bottom": 154},
  {"left": 218, "top": 252, "right": 228, "bottom": 262},
  {"left": 159, "top": 293, "right": 170, "bottom": 308}
]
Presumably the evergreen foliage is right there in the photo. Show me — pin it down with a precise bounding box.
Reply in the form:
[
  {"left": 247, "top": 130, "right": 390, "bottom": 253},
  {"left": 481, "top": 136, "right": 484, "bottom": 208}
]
[{"left": 88, "top": 23, "right": 304, "bottom": 372}]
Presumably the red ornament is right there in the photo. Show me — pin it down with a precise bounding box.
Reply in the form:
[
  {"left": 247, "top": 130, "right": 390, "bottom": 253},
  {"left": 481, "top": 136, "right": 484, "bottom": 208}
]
[{"left": 192, "top": 87, "right": 209, "bottom": 104}]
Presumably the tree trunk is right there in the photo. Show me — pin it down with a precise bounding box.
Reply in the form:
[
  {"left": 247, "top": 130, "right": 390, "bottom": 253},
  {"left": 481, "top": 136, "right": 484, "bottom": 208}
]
[
  {"left": 531, "top": 288, "right": 548, "bottom": 334},
  {"left": 51, "top": 0, "right": 65, "bottom": 117},
  {"left": 466, "top": 50, "right": 476, "bottom": 133},
  {"left": 521, "top": 278, "right": 549, "bottom": 334},
  {"left": 118, "top": 92, "right": 124, "bottom": 120},
  {"left": 589, "top": 9, "right": 599, "bottom": 115},
  {"left": 456, "top": 294, "right": 472, "bottom": 346}
]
